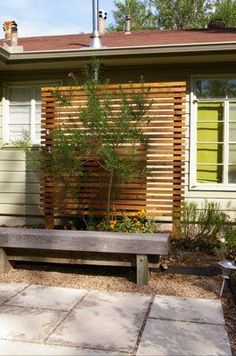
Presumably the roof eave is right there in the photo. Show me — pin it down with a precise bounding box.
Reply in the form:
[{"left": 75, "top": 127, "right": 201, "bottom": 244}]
[
  {"left": 0, "top": 46, "right": 10, "bottom": 61},
  {"left": 4, "top": 41, "right": 236, "bottom": 61}
]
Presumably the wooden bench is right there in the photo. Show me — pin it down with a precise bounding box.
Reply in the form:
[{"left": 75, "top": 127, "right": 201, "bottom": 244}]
[{"left": 0, "top": 228, "right": 169, "bottom": 285}]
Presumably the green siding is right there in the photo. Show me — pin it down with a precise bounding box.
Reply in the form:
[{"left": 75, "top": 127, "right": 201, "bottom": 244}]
[{"left": 0, "top": 150, "right": 40, "bottom": 217}]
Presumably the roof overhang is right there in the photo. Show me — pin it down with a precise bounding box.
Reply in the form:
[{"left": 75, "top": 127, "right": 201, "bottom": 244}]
[{"left": 1, "top": 41, "right": 236, "bottom": 71}]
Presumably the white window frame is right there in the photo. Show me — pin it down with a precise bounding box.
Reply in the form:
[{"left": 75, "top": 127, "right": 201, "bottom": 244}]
[
  {"left": 2, "top": 80, "right": 61, "bottom": 146},
  {"left": 190, "top": 74, "right": 236, "bottom": 191}
]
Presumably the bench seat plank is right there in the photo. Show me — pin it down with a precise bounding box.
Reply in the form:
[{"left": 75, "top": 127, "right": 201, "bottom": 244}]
[{"left": 0, "top": 228, "right": 169, "bottom": 255}]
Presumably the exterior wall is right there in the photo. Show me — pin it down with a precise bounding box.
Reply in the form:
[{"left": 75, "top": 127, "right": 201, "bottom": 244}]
[
  {"left": 185, "top": 102, "right": 236, "bottom": 219},
  {"left": 0, "top": 71, "right": 69, "bottom": 225},
  {"left": 181, "top": 71, "right": 236, "bottom": 220},
  {"left": 0, "top": 62, "right": 236, "bottom": 225},
  {"left": 108, "top": 62, "right": 236, "bottom": 220},
  {"left": 0, "top": 150, "right": 41, "bottom": 225},
  {"left": 0, "top": 86, "right": 2, "bottom": 148}
]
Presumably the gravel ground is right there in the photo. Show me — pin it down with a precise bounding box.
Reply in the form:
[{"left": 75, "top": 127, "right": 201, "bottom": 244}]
[{"left": 0, "top": 262, "right": 235, "bottom": 354}]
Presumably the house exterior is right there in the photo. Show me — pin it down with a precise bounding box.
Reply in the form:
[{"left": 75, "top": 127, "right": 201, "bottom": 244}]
[{"left": 0, "top": 21, "right": 236, "bottom": 226}]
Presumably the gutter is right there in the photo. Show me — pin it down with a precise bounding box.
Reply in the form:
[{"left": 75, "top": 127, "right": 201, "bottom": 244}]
[
  {"left": 0, "top": 47, "right": 10, "bottom": 62},
  {"left": 1, "top": 41, "right": 236, "bottom": 63}
]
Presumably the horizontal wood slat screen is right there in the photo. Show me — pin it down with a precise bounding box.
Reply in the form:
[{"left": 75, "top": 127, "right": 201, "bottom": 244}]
[{"left": 41, "top": 82, "right": 186, "bottom": 228}]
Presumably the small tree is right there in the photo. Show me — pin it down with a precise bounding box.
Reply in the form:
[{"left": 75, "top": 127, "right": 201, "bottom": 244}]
[
  {"left": 53, "top": 66, "right": 151, "bottom": 221},
  {"left": 19, "top": 63, "right": 151, "bottom": 225}
]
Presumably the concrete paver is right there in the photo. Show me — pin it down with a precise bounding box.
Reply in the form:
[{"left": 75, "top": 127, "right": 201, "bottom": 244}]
[
  {"left": 0, "top": 340, "right": 124, "bottom": 355},
  {"left": 136, "top": 319, "right": 232, "bottom": 356},
  {"left": 0, "top": 305, "right": 66, "bottom": 342},
  {"left": 150, "top": 295, "right": 225, "bottom": 324},
  {"left": 0, "top": 283, "right": 232, "bottom": 355},
  {"left": 6, "top": 285, "right": 87, "bottom": 311},
  {"left": 48, "top": 290, "right": 151, "bottom": 352},
  {"left": 0, "top": 283, "right": 28, "bottom": 305}
]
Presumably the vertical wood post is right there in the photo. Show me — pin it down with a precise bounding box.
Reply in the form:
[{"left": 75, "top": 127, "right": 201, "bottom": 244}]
[
  {"left": 42, "top": 91, "right": 55, "bottom": 229},
  {"left": 0, "top": 248, "right": 11, "bottom": 274},
  {"left": 172, "top": 86, "right": 185, "bottom": 237},
  {"left": 136, "top": 255, "right": 149, "bottom": 285}
]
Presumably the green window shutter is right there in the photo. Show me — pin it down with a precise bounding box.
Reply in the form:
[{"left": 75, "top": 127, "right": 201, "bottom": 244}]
[
  {"left": 197, "top": 102, "right": 224, "bottom": 183},
  {"left": 228, "top": 103, "right": 236, "bottom": 183}
]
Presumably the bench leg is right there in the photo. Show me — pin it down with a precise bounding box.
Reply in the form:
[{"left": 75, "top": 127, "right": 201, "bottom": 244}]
[
  {"left": 0, "top": 248, "right": 11, "bottom": 274},
  {"left": 136, "top": 255, "right": 149, "bottom": 285}
]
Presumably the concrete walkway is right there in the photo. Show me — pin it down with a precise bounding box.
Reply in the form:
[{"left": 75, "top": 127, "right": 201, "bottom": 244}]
[{"left": 0, "top": 283, "right": 232, "bottom": 355}]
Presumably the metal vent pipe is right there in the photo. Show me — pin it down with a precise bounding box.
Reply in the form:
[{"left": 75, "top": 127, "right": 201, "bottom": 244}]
[{"left": 90, "top": 0, "right": 103, "bottom": 49}]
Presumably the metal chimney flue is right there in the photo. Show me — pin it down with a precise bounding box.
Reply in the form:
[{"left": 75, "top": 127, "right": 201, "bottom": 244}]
[{"left": 90, "top": 0, "right": 103, "bottom": 49}]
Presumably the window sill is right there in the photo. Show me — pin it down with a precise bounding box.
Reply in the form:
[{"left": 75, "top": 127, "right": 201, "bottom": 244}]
[
  {"left": 190, "top": 184, "right": 236, "bottom": 192},
  {"left": 2, "top": 143, "right": 40, "bottom": 148}
]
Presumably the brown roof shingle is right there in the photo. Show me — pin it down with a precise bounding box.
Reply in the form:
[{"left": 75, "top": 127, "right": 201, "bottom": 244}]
[{"left": 1, "top": 29, "right": 236, "bottom": 52}]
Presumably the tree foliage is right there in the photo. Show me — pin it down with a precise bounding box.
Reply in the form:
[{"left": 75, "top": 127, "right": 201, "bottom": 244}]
[
  {"left": 213, "top": 0, "right": 236, "bottom": 28},
  {"left": 62, "top": 67, "right": 150, "bottom": 220},
  {"left": 111, "top": 0, "right": 236, "bottom": 30},
  {"left": 150, "top": 0, "right": 214, "bottom": 29},
  {"left": 111, "top": 0, "right": 156, "bottom": 31}
]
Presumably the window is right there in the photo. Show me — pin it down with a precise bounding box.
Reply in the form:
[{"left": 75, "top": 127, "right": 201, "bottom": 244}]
[
  {"left": 3, "top": 82, "right": 59, "bottom": 145},
  {"left": 191, "top": 77, "right": 236, "bottom": 189}
]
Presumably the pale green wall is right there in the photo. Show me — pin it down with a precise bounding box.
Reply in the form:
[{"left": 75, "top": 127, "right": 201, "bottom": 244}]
[
  {"left": 0, "top": 149, "right": 41, "bottom": 224},
  {"left": 0, "top": 62, "right": 236, "bottom": 225},
  {"left": 0, "top": 72, "right": 67, "bottom": 225}
]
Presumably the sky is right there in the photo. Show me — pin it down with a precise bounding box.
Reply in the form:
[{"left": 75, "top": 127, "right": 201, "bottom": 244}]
[{"left": 0, "top": 0, "right": 116, "bottom": 38}]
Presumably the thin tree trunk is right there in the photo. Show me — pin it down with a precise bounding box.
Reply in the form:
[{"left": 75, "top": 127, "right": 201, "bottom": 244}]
[{"left": 107, "top": 170, "right": 113, "bottom": 221}]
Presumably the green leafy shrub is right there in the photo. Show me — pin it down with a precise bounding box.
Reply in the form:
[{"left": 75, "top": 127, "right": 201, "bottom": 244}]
[
  {"left": 96, "top": 210, "right": 157, "bottom": 233},
  {"left": 224, "top": 226, "right": 236, "bottom": 259},
  {"left": 179, "top": 201, "right": 231, "bottom": 253},
  {"left": 225, "top": 228, "right": 236, "bottom": 248}
]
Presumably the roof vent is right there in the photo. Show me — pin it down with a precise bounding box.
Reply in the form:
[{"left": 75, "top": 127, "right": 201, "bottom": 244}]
[
  {"left": 99, "top": 9, "right": 107, "bottom": 36},
  {"left": 208, "top": 19, "right": 226, "bottom": 30},
  {"left": 124, "top": 15, "right": 131, "bottom": 34}
]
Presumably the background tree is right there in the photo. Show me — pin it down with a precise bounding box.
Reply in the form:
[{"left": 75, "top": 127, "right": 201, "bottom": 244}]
[
  {"left": 111, "top": 0, "right": 236, "bottom": 30},
  {"left": 213, "top": 0, "right": 236, "bottom": 28},
  {"left": 150, "top": 0, "right": 215, "bottom": 29},
  {"left": 111, "top": 0, "right": 156, "bottom": 31}
]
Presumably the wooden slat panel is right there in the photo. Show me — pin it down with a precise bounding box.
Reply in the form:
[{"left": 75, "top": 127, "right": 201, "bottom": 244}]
[{"left": 41, "top": 82, "right": 186, "bottom": 227}]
